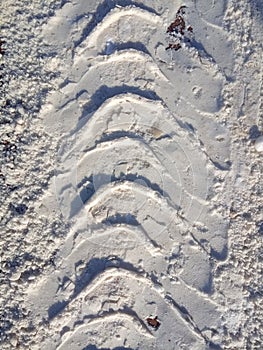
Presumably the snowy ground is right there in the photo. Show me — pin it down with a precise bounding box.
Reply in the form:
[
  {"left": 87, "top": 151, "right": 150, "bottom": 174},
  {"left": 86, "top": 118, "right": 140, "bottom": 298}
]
[{"left": 0, "top": 1, "right": 262, "bottom": 349}]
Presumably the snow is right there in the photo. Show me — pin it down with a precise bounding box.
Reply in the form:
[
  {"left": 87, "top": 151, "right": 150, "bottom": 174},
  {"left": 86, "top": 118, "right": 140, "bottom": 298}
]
[{"left": 0, "top": 0, "right": 262, "bottom": 349}]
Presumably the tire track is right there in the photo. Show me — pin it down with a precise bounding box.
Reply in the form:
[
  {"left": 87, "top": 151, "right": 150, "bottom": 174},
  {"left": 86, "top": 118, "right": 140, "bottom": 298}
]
[
  {"left": 28, "top": 2, "right": 234, "bottom": 349},
  {"left": 54, "top": 92, "right": 227, "bottom": 257},
  {"left": 34, "top": 269, "right": 217, "bottom": 349},
  {"left": 43, "top": 5, "right": 231, "bottom": 168}
]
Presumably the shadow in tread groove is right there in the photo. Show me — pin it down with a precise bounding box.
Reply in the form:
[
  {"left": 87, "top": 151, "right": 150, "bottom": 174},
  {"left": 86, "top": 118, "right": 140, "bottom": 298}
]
[
  {"left": 78, "top": 85, "right": 161, "bottom": 122},
  {"left": 83, "top": 130, "right": 171, "bottom": 153},
  {"left": 100, "top": 41, "right": 150, "bottom": 56},
  {"left": 48, "top": 300, "right": 68, "bottom": 320},
  {"left": 252, "top": 0, "right": 263, "bottom": 21},
  {"left": 78, "top": 172, "right": 169, "bottom": 205},
  {"left": 74, "top": 0, "right": 159, "bottom": 48},
  {"left": 102, "top": 213, "right": 139, "bottom": 226},
  {"left": 79, "top": 306, "right": 151, "bottom": 335},
  {"left": 48, "top": 258, "right": 146, "bottom": 320}
]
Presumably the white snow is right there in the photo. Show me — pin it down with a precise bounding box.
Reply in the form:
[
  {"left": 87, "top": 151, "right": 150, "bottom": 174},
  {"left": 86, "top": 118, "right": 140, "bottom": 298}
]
[{"left": 1, "top": 0, "right": 262, "bottom": 349}]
